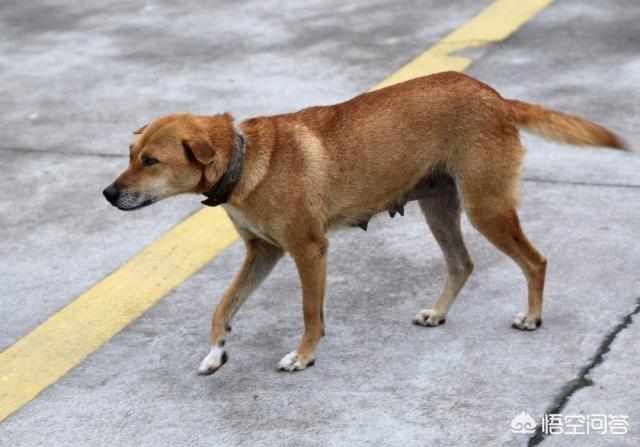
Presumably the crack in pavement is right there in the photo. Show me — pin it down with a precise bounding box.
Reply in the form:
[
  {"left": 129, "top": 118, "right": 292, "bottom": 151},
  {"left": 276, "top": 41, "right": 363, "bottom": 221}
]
[{"left": 528, "top": 297, "right": 640, "bottom": 446}]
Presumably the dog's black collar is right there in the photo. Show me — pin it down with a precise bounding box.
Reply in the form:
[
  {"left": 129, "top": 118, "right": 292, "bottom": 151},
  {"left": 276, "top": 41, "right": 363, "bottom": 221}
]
[{"left": 201, "top": 129, "right": 246, "bottom": 207}]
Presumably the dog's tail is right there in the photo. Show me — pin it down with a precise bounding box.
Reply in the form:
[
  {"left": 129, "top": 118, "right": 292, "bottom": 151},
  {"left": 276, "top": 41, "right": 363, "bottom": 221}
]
[{"left": 508, "top": 99, "right": 626, "bottom": 150}]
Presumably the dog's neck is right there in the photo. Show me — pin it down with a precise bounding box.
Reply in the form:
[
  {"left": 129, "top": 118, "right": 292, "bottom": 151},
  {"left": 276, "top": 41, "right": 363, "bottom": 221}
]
[{"left": 201, "top": 127, "right": 246, "bottom": 207}]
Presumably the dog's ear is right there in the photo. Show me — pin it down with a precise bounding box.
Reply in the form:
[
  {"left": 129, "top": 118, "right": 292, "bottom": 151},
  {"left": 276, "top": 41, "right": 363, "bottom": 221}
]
[
  {"left": 182, "top": 114, "right": 234, "bottom": 165},
  {"left": 182, "top": 137, "right": 216, "bottom": 165},
  {"left": 132, "top": 124, "right": 148, "bottom": 135}
]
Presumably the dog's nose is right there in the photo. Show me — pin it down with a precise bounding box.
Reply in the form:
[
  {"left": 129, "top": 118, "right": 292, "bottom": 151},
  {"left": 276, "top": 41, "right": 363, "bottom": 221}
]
[{"left": 103, "top": 184, "right": 121, "bottom": 204}]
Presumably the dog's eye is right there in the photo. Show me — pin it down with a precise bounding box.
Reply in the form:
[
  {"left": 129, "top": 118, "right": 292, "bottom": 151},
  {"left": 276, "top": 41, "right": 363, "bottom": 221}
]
[{"left": 142, "top": 156, "right": 159, "bottom": 167}]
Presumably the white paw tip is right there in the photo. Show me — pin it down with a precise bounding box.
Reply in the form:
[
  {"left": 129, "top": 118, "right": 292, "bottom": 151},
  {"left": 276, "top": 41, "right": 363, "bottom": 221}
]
[
  {"left": 412, "top": 309, "right": 446, "bottom": 327},
  {"left": 512, "top": 311, "right": 541, "bottom": 331},
  {"left": 198, "top": 346, "right": 228, "bottom": 375},
  {"left": 277, "top": 351, "right": 314, "bottom": 372}
]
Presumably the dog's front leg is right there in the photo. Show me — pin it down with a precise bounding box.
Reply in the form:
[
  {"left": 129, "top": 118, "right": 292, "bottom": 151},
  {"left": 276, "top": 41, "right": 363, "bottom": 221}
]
[
  {"left": 198, "top": 238, "right": 283, "bottom": 375},
  {"left": 278, "top": 236, "right": 328, "bottom": 372}
]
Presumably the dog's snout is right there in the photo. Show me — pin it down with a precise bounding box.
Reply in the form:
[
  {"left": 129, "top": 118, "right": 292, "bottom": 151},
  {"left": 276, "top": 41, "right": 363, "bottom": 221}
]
[{"left": 103, "top": 184, "right": 121, "bottom": 204}]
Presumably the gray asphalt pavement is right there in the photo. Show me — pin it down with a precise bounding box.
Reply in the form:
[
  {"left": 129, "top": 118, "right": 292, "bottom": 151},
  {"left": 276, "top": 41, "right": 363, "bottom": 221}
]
[{"left": 1, "top": 1, "right": 639, "bottom": 446}]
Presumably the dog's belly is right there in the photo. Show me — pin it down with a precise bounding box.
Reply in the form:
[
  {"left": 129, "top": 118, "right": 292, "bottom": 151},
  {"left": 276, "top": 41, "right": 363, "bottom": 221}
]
[{"left": 327, "top": 172, "right": 449, "bottom": 231}]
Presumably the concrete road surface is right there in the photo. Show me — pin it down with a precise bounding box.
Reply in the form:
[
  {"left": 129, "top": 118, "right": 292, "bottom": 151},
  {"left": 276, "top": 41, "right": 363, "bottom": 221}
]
[{"left": 1, "top": 0, "right": 639, "bottom": 446}]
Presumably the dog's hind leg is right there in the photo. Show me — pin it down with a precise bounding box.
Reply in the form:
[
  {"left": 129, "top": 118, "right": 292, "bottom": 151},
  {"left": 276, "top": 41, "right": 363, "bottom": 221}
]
[
  {"left": 413, "top": 175, "right": 473, "bottom": 327},
  {"left": 198, "top": 237, "right": 283, "bottom": 375},
  {"left": 464, "top": 204, "right": 547, "bottom": 330},
  {"left": 456, "top": 141, "right": 547, "bottom": 330}
]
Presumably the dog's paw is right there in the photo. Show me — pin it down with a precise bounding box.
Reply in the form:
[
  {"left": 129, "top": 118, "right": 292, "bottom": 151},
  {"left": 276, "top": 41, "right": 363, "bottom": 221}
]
[
  {"left": 277, "top": 350, "right": 315, "bottom": 372},
  {"left": 511, "top": 311, "right": 541, "bottom": 331},
  {"left": 198, "top": 346, "right": 228, "bottom": 375},
  {"left": 412, "top": 308, "right": 446, "bottom": 327}
]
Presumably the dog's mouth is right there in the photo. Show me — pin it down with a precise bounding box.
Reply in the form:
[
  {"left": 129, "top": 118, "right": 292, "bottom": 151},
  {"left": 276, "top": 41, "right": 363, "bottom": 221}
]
[
  {"left": 109, "top": 190, "right": 155, "bottom": 211},
  {"left": 116, "top": 198, "right": 154, "bottom": 211}
]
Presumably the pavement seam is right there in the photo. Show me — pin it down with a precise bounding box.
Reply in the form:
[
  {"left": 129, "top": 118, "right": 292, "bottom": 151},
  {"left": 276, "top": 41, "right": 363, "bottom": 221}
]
[
  {"left": 527, "top": 297, "right": 640, "bottom": 446},
  {"left": 523, "top": 177, "right": 640, "bottom": 189},
  {"left": 0, "top": 146, "right": 124, "bottom": 158}
]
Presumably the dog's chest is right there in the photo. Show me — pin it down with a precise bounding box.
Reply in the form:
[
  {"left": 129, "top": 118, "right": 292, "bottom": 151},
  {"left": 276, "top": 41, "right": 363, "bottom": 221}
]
[{"left": 223, "top": 205, "right": 278, "bottom": 244}]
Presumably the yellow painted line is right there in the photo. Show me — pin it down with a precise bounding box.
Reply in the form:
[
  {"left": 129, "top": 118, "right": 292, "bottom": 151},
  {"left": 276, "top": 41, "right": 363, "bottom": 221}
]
[
  {"left": 0, "top": 0, "right": 553, "bottom": 423},
  {"left": 375, "top": 0, "right": 553, "bottom": 89},
  {"left": 0, "top": 207, "right": 237, "bottom": 421}
]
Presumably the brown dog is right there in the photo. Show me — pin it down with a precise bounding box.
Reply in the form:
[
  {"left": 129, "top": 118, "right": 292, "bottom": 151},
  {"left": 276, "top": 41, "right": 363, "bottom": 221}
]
[{"left": 104, "top": 71, "right": 624, "bottom": 374}]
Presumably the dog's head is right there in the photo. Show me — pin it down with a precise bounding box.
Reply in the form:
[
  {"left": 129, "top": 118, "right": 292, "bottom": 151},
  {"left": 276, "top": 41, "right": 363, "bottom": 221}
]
[{"left": 103, "top": 113, "right": 235, "bottom": 210}]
